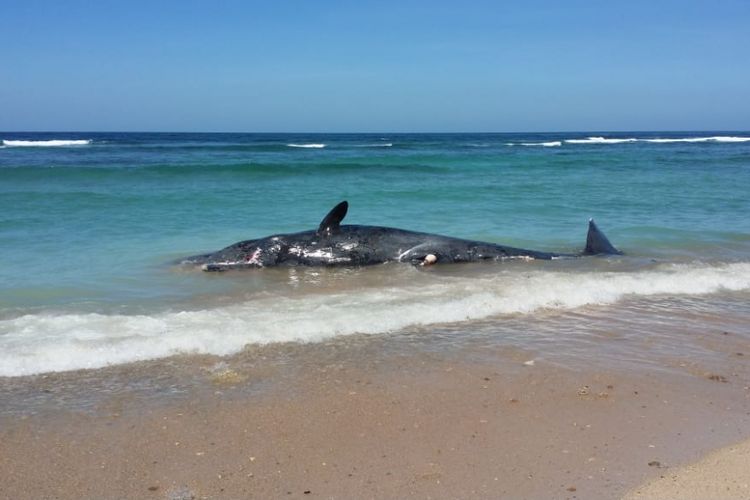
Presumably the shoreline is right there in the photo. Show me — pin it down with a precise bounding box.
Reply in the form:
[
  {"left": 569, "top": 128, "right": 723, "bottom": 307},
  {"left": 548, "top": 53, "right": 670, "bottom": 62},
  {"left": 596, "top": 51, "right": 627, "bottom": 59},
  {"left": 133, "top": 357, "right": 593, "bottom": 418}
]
[{"left": 2, "top": 331, "right": 749, "bottom": 499}]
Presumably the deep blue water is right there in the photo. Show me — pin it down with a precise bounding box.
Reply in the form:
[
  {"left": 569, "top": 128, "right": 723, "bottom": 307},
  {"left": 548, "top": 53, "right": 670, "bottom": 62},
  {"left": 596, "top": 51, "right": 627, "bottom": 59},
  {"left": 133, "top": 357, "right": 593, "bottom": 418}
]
[{"left": 1, "top": 132, "right": 749, "bottom": 376}]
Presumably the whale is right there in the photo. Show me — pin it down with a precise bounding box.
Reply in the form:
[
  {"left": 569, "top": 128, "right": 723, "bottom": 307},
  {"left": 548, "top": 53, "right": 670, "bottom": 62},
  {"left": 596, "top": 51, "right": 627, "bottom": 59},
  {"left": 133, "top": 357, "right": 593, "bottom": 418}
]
[{"left": 181, "top": 201, "right": 621, "bottom": 272}]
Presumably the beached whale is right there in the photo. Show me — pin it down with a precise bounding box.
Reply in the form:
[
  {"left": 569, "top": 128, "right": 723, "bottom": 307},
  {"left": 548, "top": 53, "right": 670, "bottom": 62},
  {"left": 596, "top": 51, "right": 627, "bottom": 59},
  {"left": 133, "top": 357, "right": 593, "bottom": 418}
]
[{"left": 182, "top": 201, "right": 621, "bottom": 271}]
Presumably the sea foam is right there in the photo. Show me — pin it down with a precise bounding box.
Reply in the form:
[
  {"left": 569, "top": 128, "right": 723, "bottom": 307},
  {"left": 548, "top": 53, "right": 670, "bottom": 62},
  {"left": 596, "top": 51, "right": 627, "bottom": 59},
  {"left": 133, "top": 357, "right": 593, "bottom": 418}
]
[
  {"left": 565, "top": 137, "right": 638, "bottom": 144},
  {"left": 564, "top": 136, "right": 750, "bottom": 145},
  {"left": 287, "top": 143, "right": 326, "bottom": 148},
  {"left": 643, "top": 136, "right": 750, "bottom": 143},
  {"left": 513, "top": 141, "right": 562, "bottom": 147},
  {"left": 2, "top": 139, "right": 92, "bottom": 147},
  {"left": 1, "top": 262, "right": 749, "bottom": 377}
]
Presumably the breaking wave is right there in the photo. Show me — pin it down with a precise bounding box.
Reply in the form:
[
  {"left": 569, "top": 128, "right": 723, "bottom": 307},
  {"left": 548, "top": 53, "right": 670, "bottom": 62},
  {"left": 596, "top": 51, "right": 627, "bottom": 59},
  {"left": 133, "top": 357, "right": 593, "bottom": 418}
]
[
  {"left": 2, "top": 139, "right": 92, "bottom": 147},
  {"left": 642, "top": 136, "right": 750, "bottom": 143},
  {"left": 565, "top": 137, "right": 638, "bottom": 144},
  {"left": 564, "top": 136, "right": 750, "bottom": 145},
  {"left": 1, "top": 261, "right": 749, "bottom": 377},
  {"left": 508, "top": 141, "right": 562, "bottom": 147},
  {"left": 287, "top": 143, "right": 327, "bottom": 149}
]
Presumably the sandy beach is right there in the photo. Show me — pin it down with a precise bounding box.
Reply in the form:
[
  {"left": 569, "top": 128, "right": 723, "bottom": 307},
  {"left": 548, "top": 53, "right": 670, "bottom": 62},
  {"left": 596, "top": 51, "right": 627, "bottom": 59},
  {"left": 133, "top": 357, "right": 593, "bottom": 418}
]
[{"left": 2, "top": 329, "right": 749, "bottom": 500}]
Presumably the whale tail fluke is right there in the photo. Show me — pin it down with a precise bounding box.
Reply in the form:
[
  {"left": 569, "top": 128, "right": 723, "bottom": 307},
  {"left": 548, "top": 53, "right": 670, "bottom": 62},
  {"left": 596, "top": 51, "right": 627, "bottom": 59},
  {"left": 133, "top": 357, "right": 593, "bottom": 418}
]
[{"left": 583, "top": 219, "right": 622, "bottom": 255}]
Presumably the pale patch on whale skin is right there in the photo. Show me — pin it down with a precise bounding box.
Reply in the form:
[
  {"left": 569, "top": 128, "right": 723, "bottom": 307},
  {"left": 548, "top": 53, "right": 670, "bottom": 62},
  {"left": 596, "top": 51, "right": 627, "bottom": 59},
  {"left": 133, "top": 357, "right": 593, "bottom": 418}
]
[
  {"left": 302, "top": 248, "right": 352, "bottom": 263},
  {"left": 287, "top": 245, "right": 352, "bottom": 263},
  {"left": 246, "top": 248, "right": 263, "bottom": 265},
  {"left": 502, "top": 255, "right": 535, "bottom": 261},
  {"left": 422, "top": 254, "right": 438, "bottom": 266}
]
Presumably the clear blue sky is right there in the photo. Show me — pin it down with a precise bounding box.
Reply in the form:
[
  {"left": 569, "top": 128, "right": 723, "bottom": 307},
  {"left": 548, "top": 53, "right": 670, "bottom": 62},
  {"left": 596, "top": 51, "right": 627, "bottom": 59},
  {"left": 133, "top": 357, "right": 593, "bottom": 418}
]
[{"left": 1, "top": 0, "right": 748, "bottom": 132}]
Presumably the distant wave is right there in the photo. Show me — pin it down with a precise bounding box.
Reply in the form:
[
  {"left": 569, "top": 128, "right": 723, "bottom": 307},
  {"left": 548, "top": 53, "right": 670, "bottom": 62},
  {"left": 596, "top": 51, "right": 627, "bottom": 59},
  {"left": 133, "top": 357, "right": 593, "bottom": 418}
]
[
  {"left": 287, "top": 143, "right": 326, "bottom": 149},
  {"left": 565, "top": 136, "right": 750, "bottom": 145},
  {"left": 565, "top": 137, "right": 638, "bottom": 144},
  {"left": 508, "top": 141, "right": 562, "bottom": 147},
  {"left": 2, "top": 139, "right": 92, "bottom": 147},
  {"left": 350, "top": 143, "right": 394, "bottom": 148},
  {"left": 643, "top": 136, "right": 750, "bottom": 143},
  {"left": 504, "top": 136, "right": 750, "bottom": 148}
]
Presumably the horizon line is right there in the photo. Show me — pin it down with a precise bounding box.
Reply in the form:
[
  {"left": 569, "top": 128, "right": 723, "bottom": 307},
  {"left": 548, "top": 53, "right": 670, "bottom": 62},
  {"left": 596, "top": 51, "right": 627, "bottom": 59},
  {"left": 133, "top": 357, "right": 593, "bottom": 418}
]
[{"left": 2, "top": 129, "right": 749, "bottom": 135}]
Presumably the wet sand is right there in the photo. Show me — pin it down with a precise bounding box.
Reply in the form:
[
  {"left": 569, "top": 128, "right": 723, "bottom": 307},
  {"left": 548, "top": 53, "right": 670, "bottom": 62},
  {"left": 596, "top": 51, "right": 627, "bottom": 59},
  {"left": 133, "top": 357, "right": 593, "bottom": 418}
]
[{"left": 1, "top": 333, "right": 749, "bottom": 500}]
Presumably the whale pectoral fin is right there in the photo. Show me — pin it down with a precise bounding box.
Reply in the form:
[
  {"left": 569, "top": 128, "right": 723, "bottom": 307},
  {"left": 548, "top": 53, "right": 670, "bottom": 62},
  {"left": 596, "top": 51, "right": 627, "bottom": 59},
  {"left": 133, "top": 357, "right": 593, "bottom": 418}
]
[
  {"left": 583, "top": 219, "right": 622, "bottom": 255},
  {"left": 317, "top": 200, "right": 348, "bottom": 236}
]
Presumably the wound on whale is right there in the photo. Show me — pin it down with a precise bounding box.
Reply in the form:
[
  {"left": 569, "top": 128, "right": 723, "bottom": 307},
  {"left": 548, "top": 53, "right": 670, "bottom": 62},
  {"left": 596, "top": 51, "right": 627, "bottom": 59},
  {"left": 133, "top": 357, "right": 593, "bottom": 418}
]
[{"left": 182, "top": 201, "right": 621, "bottom": 272}]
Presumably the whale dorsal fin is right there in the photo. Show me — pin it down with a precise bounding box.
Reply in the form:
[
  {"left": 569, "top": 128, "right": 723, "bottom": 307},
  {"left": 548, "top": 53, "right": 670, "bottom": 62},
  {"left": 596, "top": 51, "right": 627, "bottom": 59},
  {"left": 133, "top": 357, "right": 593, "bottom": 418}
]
[
  {"left": 584, "top": 219, "right": 622, "bottom": 255},
  {"left": 317, "top": 201, "right": 348, "bottom": 236}
]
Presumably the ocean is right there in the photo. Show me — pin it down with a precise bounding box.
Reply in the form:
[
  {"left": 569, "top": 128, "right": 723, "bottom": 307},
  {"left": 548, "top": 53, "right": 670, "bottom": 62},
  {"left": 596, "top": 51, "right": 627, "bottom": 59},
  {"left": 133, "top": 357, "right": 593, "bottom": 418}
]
[{"left": 1, "top": 132, "right": 749, "bottom": 378}]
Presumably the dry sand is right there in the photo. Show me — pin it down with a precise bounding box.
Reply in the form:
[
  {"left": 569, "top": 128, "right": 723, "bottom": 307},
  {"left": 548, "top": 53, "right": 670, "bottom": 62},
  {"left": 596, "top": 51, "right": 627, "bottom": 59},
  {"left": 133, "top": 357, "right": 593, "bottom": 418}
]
[
  {"left": 622, "top": 439, "right": 750, "bottom": 500},
  {"left": 1, "top": 338, "right": 749, "bottom": 500}
]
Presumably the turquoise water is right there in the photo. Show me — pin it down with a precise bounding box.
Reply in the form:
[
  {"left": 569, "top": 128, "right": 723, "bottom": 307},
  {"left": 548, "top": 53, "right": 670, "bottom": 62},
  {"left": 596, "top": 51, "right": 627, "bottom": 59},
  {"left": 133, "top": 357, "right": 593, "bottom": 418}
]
[{"left": 1, "top": 132, "right": 749, "bottom": 376}]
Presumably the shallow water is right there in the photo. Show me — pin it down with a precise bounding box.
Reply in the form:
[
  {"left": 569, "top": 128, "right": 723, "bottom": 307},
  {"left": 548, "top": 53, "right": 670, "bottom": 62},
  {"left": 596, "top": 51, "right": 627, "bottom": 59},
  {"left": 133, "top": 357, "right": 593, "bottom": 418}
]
[{"left": 1, "top": 132, "right": 749, "bottom": 377}]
